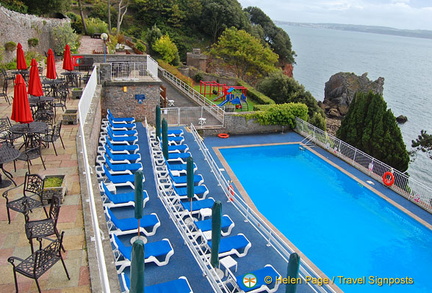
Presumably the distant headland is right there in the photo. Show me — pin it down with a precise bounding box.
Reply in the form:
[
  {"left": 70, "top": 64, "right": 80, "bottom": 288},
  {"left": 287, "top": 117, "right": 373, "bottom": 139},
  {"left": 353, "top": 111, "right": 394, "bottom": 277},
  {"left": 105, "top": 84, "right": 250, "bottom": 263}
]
[{"left": 275, "top": 21, "right": 432, "bottom": 40}]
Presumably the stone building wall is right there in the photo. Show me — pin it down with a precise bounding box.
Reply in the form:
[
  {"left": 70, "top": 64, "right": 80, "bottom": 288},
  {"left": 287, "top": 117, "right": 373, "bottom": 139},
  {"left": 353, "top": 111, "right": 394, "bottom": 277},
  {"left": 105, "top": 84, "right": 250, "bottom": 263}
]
[
  {"left": 0, "top": 6, "right": 70, "bottom": 63},
  {"left": 102, "top": 81, "right": 161, "bottom": 123}
]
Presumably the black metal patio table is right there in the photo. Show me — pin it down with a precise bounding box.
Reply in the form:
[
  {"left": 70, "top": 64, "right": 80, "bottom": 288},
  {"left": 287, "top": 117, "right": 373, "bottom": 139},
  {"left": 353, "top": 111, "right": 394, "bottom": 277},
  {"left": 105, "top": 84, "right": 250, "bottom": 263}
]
[
  {"left": 0, "top": 143, "right": 21, "bottom": 188},
  {"left": 61, "top": 71, "right": 82, "bottom": 87},
  {"left": 10, "top": 122, "right": 48, "bottom": 149}
]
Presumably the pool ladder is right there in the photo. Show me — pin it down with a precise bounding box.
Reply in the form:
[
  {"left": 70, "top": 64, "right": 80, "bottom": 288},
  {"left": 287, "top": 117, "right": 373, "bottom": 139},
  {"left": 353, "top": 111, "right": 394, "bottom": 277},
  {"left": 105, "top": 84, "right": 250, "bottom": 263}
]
[{"left": 300, "top": 134, "right": 315, "bottom": 148}]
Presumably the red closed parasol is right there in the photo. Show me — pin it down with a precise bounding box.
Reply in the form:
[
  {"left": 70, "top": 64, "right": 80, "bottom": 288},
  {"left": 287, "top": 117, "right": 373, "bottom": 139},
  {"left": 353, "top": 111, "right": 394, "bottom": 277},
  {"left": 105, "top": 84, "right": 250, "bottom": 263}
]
[
  {"left": 16, "top": 43, "right": 28, "bottom": 70},
  {"left": 62, "top": 44, "right": 74, "bottom": 71},
  {"left": 28, "top": 59, "right": 43, "bottom": 97},
  {"left": 11, "top": 74, "right": 34, "bottom": 124},
  {"left": 46, "top": 48, "right": 57, "bottom": 79}
]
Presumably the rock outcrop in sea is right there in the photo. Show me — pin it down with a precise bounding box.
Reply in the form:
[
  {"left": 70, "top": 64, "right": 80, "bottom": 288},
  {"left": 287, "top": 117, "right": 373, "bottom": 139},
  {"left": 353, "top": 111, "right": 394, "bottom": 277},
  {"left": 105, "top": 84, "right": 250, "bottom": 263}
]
[{"left": 321, "top": 72, "right": 384, "bottom": 118}]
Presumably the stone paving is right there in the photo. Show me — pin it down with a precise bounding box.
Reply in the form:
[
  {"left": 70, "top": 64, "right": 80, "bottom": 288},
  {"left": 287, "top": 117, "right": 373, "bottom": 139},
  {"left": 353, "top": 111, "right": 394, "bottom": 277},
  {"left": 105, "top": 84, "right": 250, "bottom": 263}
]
[{"left": 0, "top": 39, "right": 103, "bottom": 292}]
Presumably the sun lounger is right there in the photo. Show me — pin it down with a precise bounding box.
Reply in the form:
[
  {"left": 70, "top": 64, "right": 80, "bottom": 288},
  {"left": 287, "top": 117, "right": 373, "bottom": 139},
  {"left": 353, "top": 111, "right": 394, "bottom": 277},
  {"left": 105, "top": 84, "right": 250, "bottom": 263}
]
[
  {"left": 195, "top": 215, "right": 234, "bottom": 236},
  {"left": 100, "top": 181, "right": 149, "bottom": 208},
  {"left": 168, "top": 144, "right": 189, "bottom": 153},
  {"left": 168, "top": 136, "right": 184, "bottom": 145},
  {"left": 232, "top": 265, "right": 281, "bottom": 293},
  {"left": 180, "top": 198, "right": 215, "bottom": 214},
  {"left": 160, "top": 171, "right": 204, "bottom": 187},
  {"left": 120, "top": 274, "right": 193, "bottom": 293},
  {"left": 107, "top": 128, "right": 138, "bottom": 143},
  {"left": 102, "top": 119, "right": 137, "bottom": 130},
  {"left": 105, "top": 207, "right": 160, "bottom": 236},
  {"left": 104, "top": 145, "right": 141, "bottom": 162},
  {"left": 207, "top": 233, "right": 251, "bottom": 258},
  {"left": 95, "top": 155, "right": 142, "bottom": 177},
  {"left": 107, "top": 109, "right": 135, "bottom": 123},
  {"left": 101, "top": 165, "right": 143, "bottom": 189},
  {"left": 174, "top": 185, "right": 209, "bottom": 200},
  {"left": 112, "top": 234, "right": 174, "bottom": 273},
  {"left": 105, "top": 139, "right": 139, "bottom": 153},
  {"left": 102, "top": 125, "right": 138, "bottom": 137}
]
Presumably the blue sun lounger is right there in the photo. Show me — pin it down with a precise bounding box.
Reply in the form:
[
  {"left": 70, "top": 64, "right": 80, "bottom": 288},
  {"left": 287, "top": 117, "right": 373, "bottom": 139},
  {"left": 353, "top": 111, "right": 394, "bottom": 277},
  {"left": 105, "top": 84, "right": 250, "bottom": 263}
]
[
  {"left": 104, "top": 125, "right": 138, "bottom": 137},
  {"left": 174, "top": 185, "right": 209, "bottom": 200},
  {"left": 107, "top": 109, "right": 135, "bottom": 123},
  {"left": 102, "top": 164, "right": 144, "bottom": 188},
  {"left": 100, "top": 181, "right": 149, "bottom": 208},
  {"left": 234, "top": 265, "right": 281, "bottom": 293},
  {"left": 170, "top": 173, "right": 204, "bottom": 187},
  {"left": 107, "top": 128, "right": 138, "bottom": 143},
  {"left": 168, "top": 136, "right": 184, "bottom": 145},
  {"left": 168, "top": 144, "right": 189, "bottom": 153},
  {"left": 105, "top": 207, "right": 160, "bottom": 236},
  {"left": 112, "top": 234, "right": 174, "bottom": 273},
  {"left": 195, "top": 215, "right": 235, "bottom": 236},
  {"left": 180, "top": 198, "right": 215, "bottom": 213},
  {"left": 104, "top": 145, "right": 141, "bottom": 162},
  {"left": 207, "top": 233, "right": 251, "bottom": 258},
  {"left": 106, "top": 139, "right": 139, "bottom": 153},
  {"left": 103, "top": 155, "right": 142, "bottom": 172},
  {"left": 120, "top": 274, "right": 193, "bottom": 293}
]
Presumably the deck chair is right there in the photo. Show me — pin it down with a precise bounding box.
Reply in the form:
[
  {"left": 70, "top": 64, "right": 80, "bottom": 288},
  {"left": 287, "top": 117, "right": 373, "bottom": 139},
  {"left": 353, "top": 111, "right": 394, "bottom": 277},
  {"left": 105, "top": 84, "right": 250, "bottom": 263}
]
[
  {"left": 180, "top": 198, "right": 215, "bottom": 215},
  {"left": 107, "top": 109, "right": 135, "bottom": 123},
  {"left": 195, "top": 215, "right": 235, "bottom": 236},
  {"left": 100, "top": 181, "right": 149, "bottom": 208},
  {"left": 8, "top": 232, "right": 70, "bottom": 293},
  {"left": 159, "top": 170, "right": 204, "bottom": 188},
  {"left": 168, "top": 136, "right": 185, "bottom": 145},
  {"left": 121, "top": 275, "right": 193, "bottom": 293},
  {"left": 207, "top": 233, "right": 251, "bottom": 258},
  {"left": 105, "top": 206, "right": 160, "bottom": 236},
  {"left": 102, "top": 138, "right": 139, "bottom": 154},
  {"left": 101, "top": 164, "right": 144, "bottom": 189},
  {"left": 231, "top": 265, "right": 281, "bottom": 293},
  {"left": 174, "top": 185, "right": 209, "bottom": 200},
  {"left": 107, "top": 128, "right": 138, "bottom": 143},
  {"left": 112, "top": 234, "right": 174, "bottom": 273},
  {"left": 104, "top": 144, "right": 141, "bottom": 162},
  {"left": 168, "top": 144, "right": 189, "bottom": 153},
  {"left": 102, "top": 124, "right": 137, "bottom": 137},
  {"left": 95, "top": 155, "right": 142, "bottom": 177}
]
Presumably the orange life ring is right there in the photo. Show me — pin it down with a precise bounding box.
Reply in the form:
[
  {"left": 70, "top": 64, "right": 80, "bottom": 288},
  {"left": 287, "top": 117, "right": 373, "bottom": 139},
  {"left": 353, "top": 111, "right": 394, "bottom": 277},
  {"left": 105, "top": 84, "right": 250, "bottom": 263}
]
[
  {"left": 228, "top": 184, "right": 235, "bottom": 201},
  {"left": 218, "top": 133, "right": 229, "bottom": 139},
  {"left": 382, "top": 172, "right": 395, "bottom": 186}
]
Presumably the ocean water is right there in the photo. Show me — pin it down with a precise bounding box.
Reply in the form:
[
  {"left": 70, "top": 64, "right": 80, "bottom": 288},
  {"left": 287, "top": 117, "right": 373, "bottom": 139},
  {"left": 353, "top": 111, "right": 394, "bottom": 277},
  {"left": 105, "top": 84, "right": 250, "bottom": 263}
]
[{"left": 279, "top": 24, "right": 432, "bottom": 185}]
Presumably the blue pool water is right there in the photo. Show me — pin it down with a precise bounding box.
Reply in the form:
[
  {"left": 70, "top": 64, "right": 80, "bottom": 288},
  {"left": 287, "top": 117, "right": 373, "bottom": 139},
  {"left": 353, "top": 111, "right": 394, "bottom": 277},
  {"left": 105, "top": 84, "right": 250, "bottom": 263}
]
[{"left": 220, "top": 144, "right": 432, "bottom": 293}]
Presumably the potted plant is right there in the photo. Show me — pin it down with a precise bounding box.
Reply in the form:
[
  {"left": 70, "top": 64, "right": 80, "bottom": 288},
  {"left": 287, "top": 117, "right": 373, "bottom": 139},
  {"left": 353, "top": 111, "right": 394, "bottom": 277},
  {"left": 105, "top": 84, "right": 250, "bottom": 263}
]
[{"left": 42, "top": 175, "right": 67, "bottom": 204}]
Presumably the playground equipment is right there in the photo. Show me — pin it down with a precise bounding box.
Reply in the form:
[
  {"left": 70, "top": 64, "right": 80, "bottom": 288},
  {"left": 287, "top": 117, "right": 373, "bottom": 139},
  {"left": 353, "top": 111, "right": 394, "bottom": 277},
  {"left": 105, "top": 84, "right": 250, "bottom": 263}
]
[
  {"left": 218, "top": 87, "right": 248, "bottom": 110},
  {"left": 199, "top": 81, "right": 226, "bottom": 98}
]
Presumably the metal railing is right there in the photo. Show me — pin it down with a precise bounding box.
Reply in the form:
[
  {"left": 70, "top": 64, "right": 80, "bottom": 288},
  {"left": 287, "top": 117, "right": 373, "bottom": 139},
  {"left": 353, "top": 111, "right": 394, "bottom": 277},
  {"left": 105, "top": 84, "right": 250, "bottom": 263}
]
[
  {"left": 77, "top": 66, "right": 111, "bottom": 292},
  {"left": 160, "top": 106, "right": 214, "bottom": 126},
  {"left": 111, "top": 61, "right": 149, "bottom": 80},
  {"left": 295, "top": 117, "right": 432, "bottom": 213},
  {"left": 146, "top": 55, "right": 158, "bottom": 79},
  {"left": 160, "top": 69, "right": 224, "bottom": 125},
  {"left": 189, "top": 124, "right": 337, "bottom": 293}
]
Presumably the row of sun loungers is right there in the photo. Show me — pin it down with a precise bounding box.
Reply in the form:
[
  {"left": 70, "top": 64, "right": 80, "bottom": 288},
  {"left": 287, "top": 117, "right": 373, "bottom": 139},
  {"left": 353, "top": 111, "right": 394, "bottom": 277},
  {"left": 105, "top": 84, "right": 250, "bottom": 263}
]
[{"left": 98, "top": 110, "right": 188, "bottom": 293}]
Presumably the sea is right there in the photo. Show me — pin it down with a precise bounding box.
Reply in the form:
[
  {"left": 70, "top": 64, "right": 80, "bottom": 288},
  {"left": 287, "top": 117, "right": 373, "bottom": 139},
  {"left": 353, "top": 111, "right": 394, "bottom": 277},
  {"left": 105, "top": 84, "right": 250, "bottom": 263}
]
[{"left": 279, "top": 24, "right": 432, "bottom": 186}]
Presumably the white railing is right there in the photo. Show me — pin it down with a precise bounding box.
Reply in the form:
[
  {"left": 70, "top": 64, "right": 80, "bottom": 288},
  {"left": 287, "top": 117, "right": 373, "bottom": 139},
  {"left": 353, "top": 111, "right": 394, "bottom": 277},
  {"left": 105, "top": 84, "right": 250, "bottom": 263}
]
[
  {"left": 144, "top": 121, "right": 229, "bottom": 292},
  {"left": 111, "top": 62, "right": 148, "bottom": 80},
  {"left": 160, "top": 69, "right": 225, "bottom": 125},
  {"left": 295, "top": 117, "right": 432, "bottom": 213},
  {"left": 146, "top": 55, "right": 158, "bottom": 79},
  {"left": 77, "top": 66, "right": 111, "bottom": 292},
  {"left": 189, "top": 124, "right": 337, "bottom": 293}
]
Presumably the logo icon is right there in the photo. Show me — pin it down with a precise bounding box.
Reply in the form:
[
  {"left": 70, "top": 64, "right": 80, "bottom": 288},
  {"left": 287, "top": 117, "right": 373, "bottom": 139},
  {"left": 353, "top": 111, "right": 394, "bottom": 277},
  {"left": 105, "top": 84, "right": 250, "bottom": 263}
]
[{"left": 242, "top": 273, "right": 257, "bottom": 288}]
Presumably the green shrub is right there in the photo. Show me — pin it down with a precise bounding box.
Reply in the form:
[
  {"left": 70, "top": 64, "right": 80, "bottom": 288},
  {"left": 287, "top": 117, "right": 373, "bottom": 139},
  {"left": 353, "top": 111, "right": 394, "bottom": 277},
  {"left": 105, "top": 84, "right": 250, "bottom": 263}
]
[
  {"left": 248, "top": 103, "right": 309, "bottom": 128},
  {"left": 85, "top": 18, "right": 108, "bottom": 36},
  {"left": 135, "top": 40, "right": 147, "bottom": 53},
  {"left": 52, "top": 24, "right": 79, "bottom": 54},
  {"left": 237, "top": 80, "right": 275, "bottom": 105},
  {"left": 158, "top": 60, "right": 193, "bottom": 86},
  {"left": 4, "top": 41, "right": 17, "bottom": 51},
  {"left": 28, "top": 38, "right": 39, "bottom": 47}
]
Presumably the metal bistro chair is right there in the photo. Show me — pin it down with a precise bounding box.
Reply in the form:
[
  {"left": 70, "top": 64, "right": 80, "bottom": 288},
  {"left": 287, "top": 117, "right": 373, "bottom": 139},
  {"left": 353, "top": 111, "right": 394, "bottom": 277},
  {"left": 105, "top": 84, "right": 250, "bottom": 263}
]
[
  {"left": 25, "top": 194, "right": 64, "bottom": 253},
  {"left": 0, "top": 117, "right": 23, "bottom": 144},
  {"left": 14, "top": 135, "right": 46, "bottom": 173},
  {"left": 2, "top": 173, "right": 48, "bottom": 224},
  {"left": 41, "top": 121, "right": 65, "bottom": 156},
  {"left": 8, "top": 231, "right": 70, "bottom": 293},
  {"left": 0, "top": 76, "right": 11, "bottom": 104}
]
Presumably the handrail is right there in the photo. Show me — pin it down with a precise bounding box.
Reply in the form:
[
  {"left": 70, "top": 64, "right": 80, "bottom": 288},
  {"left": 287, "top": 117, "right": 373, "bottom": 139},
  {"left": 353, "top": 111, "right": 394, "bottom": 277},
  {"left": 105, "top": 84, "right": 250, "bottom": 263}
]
[
  {"left": 77, "top": 66, "right": 111, "bottom": 292},
  {"left": 189, "top": 123, "right": 336, "bottom": 293},
  {"left": 295, "top": 117, "right": 432, "bottom": 213},
  {"left": 160, "top": 68, "right": 225, "bottom": 124}
]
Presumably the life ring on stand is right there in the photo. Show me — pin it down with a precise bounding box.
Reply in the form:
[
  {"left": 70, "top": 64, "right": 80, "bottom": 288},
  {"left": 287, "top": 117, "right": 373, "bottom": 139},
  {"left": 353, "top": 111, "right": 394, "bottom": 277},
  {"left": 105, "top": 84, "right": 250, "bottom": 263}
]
[
  {"left": 228, "top": 184, "right": 235, "bottom": 201},
  {"left": 382, "top": 172, "right": 395, "bottom": 187},
  {"left": 218, "top": 133, "right": 230, "bottom": 139}
]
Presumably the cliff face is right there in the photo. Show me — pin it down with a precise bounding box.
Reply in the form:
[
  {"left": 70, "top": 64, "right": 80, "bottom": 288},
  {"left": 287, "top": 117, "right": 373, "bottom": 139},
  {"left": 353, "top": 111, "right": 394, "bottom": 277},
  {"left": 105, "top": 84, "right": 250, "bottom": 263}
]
[{"left": 322, "top": 72, "right": 384, "bottom": 118}]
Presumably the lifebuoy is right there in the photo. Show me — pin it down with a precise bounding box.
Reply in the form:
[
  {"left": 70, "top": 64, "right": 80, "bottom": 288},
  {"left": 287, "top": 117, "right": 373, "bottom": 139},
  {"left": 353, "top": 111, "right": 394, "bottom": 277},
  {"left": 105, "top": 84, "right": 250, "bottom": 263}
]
[
  {"left": 382, "top": 172, "right": 395, "bottom": 186},
  {"left": 218, "top": 133, "right": 229, "bottom": 139},
  {"left": 228, "top": 184, "right": 235, "bottom": 201}
]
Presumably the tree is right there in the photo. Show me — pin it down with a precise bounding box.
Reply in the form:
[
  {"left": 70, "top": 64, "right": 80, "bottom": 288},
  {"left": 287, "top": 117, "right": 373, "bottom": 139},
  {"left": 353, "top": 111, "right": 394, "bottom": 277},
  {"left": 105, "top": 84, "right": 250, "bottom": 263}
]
[
  {"left": 209, "top": 27, "right": 278, "bottom": 80},
  {"left": 116, "top": 0, "right": 129, "bottom": 34},
  {"left": 337, "top": 91, "right": 409, "bottom": 172},
  {"left": 244, "top": 6, "right": 295, "bottom": 65},
  {"left": 257, "top": 71, "right": 326, "bottom": 130},
  {"left": 411, "top": 130, "right": 432, "bottom": 159},
  {"left": 153, "top": 35, "right": 180, "bottom": 65},
  {"left": 200, "top": 0, "right": 250, "bottom": 42},
  {"left": 23, "top": 0, "right": 70, "bottom": 15},
  {"left": 77, "top": 0, "right": 88, "bottom": 35}
]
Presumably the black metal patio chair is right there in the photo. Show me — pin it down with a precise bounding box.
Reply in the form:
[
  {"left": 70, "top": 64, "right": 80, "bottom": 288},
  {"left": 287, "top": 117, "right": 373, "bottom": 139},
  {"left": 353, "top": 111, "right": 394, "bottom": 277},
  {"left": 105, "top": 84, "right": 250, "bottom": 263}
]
[
  {"left": 41, "top": 121, "right": 65, "bottom": 156},
  {"left": 8, "top": 231, "right": 70, "bottom": 293},
  {"left": 2, "top": 173, "right": 47, "bottom": 224}
]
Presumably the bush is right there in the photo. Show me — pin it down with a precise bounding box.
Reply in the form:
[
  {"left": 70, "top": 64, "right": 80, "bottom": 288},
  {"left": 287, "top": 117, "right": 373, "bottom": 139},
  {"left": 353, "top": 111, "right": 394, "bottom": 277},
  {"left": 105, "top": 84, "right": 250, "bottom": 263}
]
[
  {"left": 4, "top": 41, "right": 17, "bottom": 51},
  {"left": 85, "top": 18, "right": 108, "bottom": 36},
  {"left": 52, "top": 24, "right": 79, "bottom": 54},
  {"left": 237, "top": 79, "right": 275, "bottom": 105},
  {"left": 28, "top": 38, "right": 39, "bottom": 47},
  {"left": 158, "top": 60, "right": 194, "bottom": 86},
  {"left": 135, "top": 40, "right": 147, "bottom": 54},
  {"left": 248, "top": 103, "right": 309, "bottom": 128}
]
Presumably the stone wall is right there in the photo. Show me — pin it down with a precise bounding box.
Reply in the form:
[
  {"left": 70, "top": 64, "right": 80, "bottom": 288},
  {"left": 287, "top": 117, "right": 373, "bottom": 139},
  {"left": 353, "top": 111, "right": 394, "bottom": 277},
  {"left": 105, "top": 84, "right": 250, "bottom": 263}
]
[
  {"left": 0, "top": 6, "right": 70, "bottom": 63},
  {"left": 102, "top": 81, "right": 161, "bottom": 123},
  {"left": 201, "top": 112, "right": 284, "bottom": 136}
]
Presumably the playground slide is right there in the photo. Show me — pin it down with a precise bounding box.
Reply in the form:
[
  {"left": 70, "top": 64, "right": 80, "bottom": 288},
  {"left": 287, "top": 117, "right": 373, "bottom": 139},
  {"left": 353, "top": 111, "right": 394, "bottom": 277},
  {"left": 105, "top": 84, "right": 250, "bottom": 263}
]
[
  {"left": 218, "top": 99, "right": 229, "bottom": 107},
  {"left": 213, "top": 92, "right": 225, "bottom": 101}
]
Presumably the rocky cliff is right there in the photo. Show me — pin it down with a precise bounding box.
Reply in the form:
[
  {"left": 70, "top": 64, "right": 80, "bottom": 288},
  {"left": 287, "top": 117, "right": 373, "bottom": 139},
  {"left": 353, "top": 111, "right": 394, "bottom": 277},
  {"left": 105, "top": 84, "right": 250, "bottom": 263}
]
[{"left": 322, "top": 72, "right": 384, "bottom": 118}]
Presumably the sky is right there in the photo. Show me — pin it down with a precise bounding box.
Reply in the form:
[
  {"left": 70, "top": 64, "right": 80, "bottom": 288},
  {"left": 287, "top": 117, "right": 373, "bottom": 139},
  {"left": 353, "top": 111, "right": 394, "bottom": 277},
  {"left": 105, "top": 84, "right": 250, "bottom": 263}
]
[{"left": 237, "top": 0, "right": 432, "bottom": 30}]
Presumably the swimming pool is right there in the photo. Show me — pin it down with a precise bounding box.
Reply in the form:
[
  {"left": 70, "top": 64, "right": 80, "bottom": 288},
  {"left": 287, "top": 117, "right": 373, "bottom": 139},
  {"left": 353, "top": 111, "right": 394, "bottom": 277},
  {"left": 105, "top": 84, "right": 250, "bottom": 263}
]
[{"left": 219, "top": 144, "right": 432, "bottom": 293}]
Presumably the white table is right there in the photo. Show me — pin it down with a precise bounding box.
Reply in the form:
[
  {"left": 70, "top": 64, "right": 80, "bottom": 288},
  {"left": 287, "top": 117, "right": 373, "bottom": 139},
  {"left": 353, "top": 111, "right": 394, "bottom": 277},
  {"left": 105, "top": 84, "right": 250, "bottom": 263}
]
[
  {"left": 198, "top": 117, "right": 207, "bottom": 126},
  {"left": 168, "top": 99, "right": 175, "bottom": 106},
  {"left": 220, "top": 255, "right": 238, "bottom": 276},
  {"left": 199, "top": 208, "right": 212, "bottom": 220}
]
